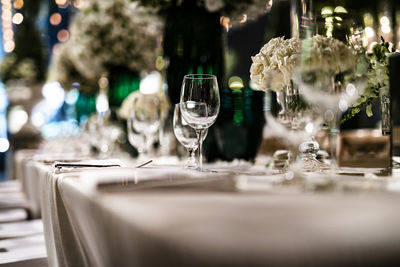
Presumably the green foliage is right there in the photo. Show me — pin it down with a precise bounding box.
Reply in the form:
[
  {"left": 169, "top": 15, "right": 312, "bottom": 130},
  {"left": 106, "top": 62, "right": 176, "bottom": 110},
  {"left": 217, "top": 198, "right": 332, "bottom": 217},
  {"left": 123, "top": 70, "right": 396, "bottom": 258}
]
[
  {"left": 287, "top": 94, "right": 310, "bottom": 112},
  {"left": 341, "top": 38, "right": 398, "bottom": 124}
]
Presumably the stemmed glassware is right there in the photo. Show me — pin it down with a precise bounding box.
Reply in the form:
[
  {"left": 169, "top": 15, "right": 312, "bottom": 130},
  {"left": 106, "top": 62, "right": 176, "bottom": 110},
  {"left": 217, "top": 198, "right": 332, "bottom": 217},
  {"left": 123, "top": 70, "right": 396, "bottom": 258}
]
[
  {"left": 127, "top": 94, "right": 161, "bottom": 159},
  {"left": 179, "top": 74, "right": 220, "bottom": 172},
  {"left": 173, "top": 104, "right": 208, "bottom": 169},
  {"left": 292, "top": 37, "right": 367, "bottom": 171}
]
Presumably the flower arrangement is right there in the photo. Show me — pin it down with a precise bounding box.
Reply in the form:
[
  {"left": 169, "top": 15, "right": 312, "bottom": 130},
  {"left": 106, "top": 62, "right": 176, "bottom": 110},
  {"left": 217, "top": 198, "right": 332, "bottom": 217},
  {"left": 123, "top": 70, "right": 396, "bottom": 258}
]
[
  {"left": 341, "top": 38, "right": 399, "bottom": 122},
  {"left": 49, "top": 0, "right": 162, "bottom": 93},
  {"left": 299, "top": 35, "right": 356, "bottom": 74},
  {"left": 250, "top": 37, "right": 301, "bottom": 92}
]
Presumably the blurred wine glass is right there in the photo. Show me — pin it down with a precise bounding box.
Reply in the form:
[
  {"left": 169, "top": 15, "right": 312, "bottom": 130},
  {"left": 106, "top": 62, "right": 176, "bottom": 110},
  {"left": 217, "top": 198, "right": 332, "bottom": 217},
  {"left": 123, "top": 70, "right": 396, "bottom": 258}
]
[
  {"left": 127, "top": 94, "right": 161, "bottom": 159},
  {"left": 293, "top": 37, "right": 367, "bottom": 171},
  {"left": 173, "top": 104, "right": 207, "bottom": 168},
  {"left": 179, "top": 74, "right": 220, "bottom": 172}
]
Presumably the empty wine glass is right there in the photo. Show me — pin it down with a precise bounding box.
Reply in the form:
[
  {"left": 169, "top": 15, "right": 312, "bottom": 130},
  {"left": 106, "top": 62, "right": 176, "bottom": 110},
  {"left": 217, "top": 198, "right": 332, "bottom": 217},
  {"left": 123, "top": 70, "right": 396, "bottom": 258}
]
[
  {"left": 293, "top": 35, "right": 367, "bottom": 171},
  {"left": 127, "top": 94, "right": 161, "bottom": 159},
  {"left": 173, "top": 104, "right": 208, "bottom": 168},
  {"left": 179, "top": 74, "right": 220, "bottom": 172}
]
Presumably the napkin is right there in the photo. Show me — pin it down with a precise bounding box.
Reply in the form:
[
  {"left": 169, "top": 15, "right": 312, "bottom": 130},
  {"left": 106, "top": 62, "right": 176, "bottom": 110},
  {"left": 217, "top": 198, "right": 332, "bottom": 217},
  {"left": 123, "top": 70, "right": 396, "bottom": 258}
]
[{"left": 78, "top": 167, "right": 237, "bottom": 193}]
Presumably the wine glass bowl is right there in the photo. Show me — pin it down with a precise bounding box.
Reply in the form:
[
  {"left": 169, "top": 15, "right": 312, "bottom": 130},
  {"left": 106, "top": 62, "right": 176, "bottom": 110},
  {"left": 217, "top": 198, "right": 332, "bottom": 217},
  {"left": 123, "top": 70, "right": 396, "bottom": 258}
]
[
  {"left": 127, "top": 94, "right": 161, "bottom": 158},
  {"left": 173, "top": 104, "right": 208, "bottom": 168}
]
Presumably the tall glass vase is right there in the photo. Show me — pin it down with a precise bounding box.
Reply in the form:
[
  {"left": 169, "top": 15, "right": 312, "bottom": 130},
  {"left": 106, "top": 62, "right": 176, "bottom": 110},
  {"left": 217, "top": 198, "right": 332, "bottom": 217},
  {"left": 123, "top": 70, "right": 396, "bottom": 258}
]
[
  {"left": 290, "top": 0, "right": 313, "bottom": 38},
  {"left": 380, "top": 86, "right": 391, "bottom": 136}
]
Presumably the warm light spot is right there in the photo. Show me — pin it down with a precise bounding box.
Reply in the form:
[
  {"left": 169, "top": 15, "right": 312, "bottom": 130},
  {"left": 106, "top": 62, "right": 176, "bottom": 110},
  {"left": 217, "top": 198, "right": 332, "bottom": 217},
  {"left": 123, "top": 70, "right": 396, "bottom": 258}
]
[
  {"left": 382, "top": 25, "right": 391, "bottom": 34},
  {"left": 228, "top": 76, "right": 244, "bottom": 90},
  {"left": 4, "top": 40, "right": 15, "bottom": 52},
  {"left": 50, "top": 13, "right": 62, "bottom": 25},
  {"left": 3, "top": 29, "right": 13, "bottom": 40},
  {"left": 363, "top": 13, "right": 374, "bottom": 27},
  {"left": 155, "top": 56, "right": 164, "bottom": 70},
  {"left": 380, "top": 16, "right": 390, "bottom": 26},
  {"left": 239, "top": 14, "right": 247, "bottom": 24},
  {"left": 13, "top": 0, "right": 23, "bottom": 9},
  {"left": 334, "top": 6, "right": 347, "bottom": 14},
  {"left": 321, "top": 7, "right": 333, "bottom": 16},
  {"left": 57, "top": 29, "right": 69, "bottom": 42},
  {"left": 365, "top": 27, "right": 375, "bottom": 38},
  {"left": 220, "top": 16, "right": 231, "bottom": 31},
  {"left": 2, "top": 9, "right": 12, "bottom": 21},
  {"left": 73, "top": 0, "right": 87, "bottom": 9},
  {"left": 12, "top": 13, "right": 23, "bottom": 24},
  {"left": 55, "top": 0, "right": 67, "bottom": 5}
]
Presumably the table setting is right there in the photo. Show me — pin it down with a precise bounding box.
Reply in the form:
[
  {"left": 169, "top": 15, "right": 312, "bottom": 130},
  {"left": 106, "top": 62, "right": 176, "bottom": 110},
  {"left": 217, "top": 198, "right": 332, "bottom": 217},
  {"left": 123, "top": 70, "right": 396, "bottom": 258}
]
[{"left": 3, "top": 0, "right": 400, "bottom": 266}]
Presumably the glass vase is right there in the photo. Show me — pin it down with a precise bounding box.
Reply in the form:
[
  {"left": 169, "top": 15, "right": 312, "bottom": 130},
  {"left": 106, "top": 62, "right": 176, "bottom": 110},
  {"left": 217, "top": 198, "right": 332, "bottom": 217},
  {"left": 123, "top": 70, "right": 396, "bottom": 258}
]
[{"left": 380, "top": 86, "right": 391, "bottom": 136}]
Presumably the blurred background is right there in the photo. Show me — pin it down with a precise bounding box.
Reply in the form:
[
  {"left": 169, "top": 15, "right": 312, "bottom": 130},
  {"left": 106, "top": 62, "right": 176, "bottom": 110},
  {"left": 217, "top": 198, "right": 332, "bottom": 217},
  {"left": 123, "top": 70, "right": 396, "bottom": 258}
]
[{"left": 0, "top": 0, "right": 398, "bottom": 180}]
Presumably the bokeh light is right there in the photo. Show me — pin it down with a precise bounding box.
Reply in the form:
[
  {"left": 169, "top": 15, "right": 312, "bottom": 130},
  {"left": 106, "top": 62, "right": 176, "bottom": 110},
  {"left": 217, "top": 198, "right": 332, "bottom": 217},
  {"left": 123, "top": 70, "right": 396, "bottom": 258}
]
[
  {"left": 4, "top": 41, "right": 15, "bottom": 52},
  {"left": 365, "top": 27, "right": 375, "bottom": 38},
  {"left": 8, "top": 106, "right": 28, "bottom": 134},
  {"left": 65, "top": 89, "right": 79, "bottom": 105},
  {"left": 3, "top": 29, "right": 13, "bottom": 40},
  {"left": 96, "top": 93, "right": 109, "bottom": 113},
  {"left": 139, "top": 72, "right": 162, "bottom": 94},
  {"left": 55, "top": 0, "right": 67, "bottom": 6},
  {"left": 57, "top": 29, "right": 69, "bottom": 42},
  {"left": 42, "top": 82, "right": 66, "bottom": 109},
  {"left": 13, "top": 0, "right": 24, "bottom": 9},
  {"left": 50, "top": 13, "right": 62, "bottom": 26},
  {"left": 380, "top": 16, "right": 390, "bottom": 26},
  {"left": 12, "top": 13, "right": 23, "bottom": 24},
  {"left": 0, "top": 138, "right": 9, "bottom": 153}
]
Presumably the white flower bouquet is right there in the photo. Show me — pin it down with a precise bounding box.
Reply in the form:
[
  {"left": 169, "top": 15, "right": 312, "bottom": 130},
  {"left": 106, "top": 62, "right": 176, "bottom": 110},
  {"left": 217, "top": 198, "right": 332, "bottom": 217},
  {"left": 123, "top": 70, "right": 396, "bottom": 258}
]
[
  {"left": 250, "top": 37, "right": 301, "bottom": 92},
  {"left": 299, "top": 35, "right": 356, "bottom": 74},
  {"left": 49, "top": 0, "right": 162, "bottom": 93}
]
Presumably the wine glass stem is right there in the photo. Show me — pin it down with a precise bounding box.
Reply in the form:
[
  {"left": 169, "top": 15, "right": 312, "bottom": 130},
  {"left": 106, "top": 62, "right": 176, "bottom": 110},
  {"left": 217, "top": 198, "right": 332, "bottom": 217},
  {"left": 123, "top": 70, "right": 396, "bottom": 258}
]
[
  {"left": 329, "top": 113, "right": 340, "bottom": 170},
  {"left": 186, "top": 148, "right": 197, "bottom": 168},
  {"left": 196, "top": 129, "right": 204, "bottom": 172}
]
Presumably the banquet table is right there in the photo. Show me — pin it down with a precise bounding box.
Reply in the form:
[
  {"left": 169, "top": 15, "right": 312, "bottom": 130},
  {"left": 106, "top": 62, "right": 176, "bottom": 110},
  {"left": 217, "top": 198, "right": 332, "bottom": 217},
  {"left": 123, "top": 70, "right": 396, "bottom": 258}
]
[{"left": 29, "top": 159, "right": 400, "bottom": 267}]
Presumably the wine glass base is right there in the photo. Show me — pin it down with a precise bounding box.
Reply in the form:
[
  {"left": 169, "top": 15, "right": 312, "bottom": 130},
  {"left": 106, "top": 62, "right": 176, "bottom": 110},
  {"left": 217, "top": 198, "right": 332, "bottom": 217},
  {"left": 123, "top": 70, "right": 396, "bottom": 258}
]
[{"left": 192, "top": 167, "right": 218, "bottom": 173}]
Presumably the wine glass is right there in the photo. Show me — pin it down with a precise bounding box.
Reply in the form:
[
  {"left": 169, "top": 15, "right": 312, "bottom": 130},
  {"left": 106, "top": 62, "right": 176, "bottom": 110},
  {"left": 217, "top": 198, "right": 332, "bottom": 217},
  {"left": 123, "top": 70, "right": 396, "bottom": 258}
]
[
  {"left": 179, "top": 74, "right": 220, "bottom": 172},
  {"left": 173, "top": 104, "right": 208, "bottom": 168},
  {"left": 292, "top": 36, "right": 367, "bottom": 171},
  {"left": 127, "top": 94, "right": 161, "bottom": 159}
]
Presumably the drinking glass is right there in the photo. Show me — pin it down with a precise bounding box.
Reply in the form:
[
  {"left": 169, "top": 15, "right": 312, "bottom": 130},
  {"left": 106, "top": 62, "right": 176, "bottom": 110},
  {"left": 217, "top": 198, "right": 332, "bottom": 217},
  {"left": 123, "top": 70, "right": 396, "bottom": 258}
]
[
  {"left": 127, "top": 94, "right": 161, "bottom": 159},
  {"left": 173, "top": 104, "right": 208, "bottom": 168},
  {"left": 179, "top": 74, "right": 220, "bottom": 172},
  {"left": 293, "top": 43, "right": 367, "bottom": 171}
]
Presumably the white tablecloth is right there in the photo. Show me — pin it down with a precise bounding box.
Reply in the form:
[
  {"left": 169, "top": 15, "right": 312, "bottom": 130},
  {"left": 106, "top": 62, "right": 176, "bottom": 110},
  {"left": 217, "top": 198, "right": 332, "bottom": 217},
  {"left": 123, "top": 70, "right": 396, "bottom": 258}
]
[{"left": 38, "top": 164, "right": 400, "bottom": 267}]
